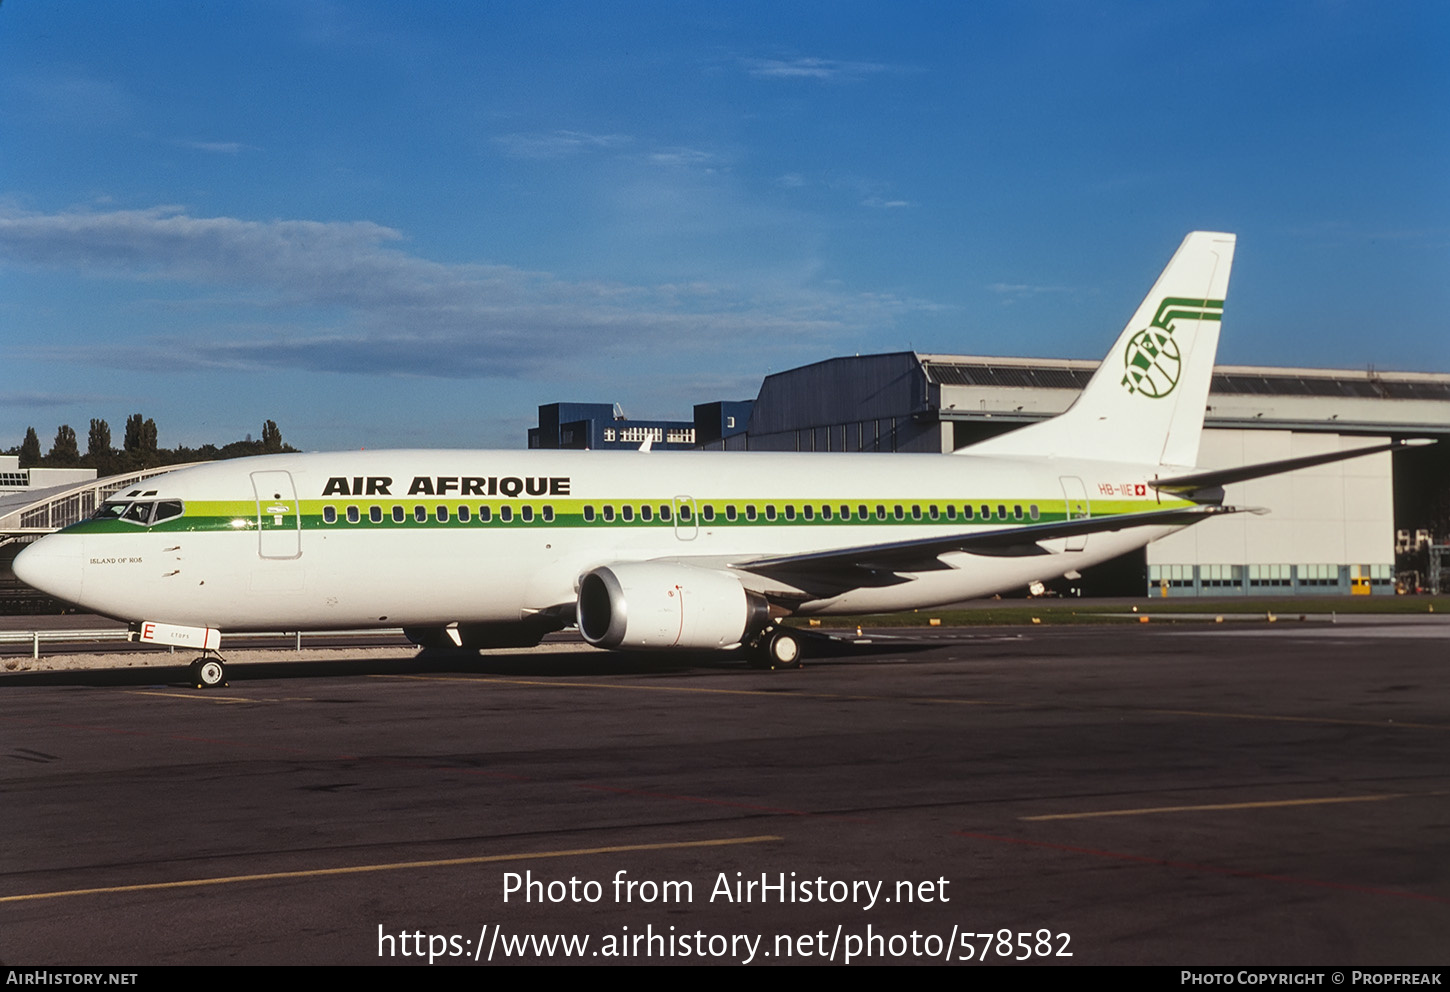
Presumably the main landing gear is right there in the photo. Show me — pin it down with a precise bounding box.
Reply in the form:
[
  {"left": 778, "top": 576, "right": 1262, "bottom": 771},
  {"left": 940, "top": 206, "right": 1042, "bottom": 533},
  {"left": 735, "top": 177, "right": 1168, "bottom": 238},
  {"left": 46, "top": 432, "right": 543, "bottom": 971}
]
[
  {"left": 747, "top": 626, "right": 804, "bottom": 671},
  {"left": 189, "top": 654, "right": 228, "bottom": 689}
]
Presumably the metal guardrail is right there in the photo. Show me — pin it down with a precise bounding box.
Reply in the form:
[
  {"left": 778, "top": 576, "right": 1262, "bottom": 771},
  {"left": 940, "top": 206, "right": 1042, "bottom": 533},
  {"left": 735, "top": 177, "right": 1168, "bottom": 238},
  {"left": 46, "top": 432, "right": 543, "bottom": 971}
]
[{"left": 0, "top": 627, "right": 408, "bottom": 659}]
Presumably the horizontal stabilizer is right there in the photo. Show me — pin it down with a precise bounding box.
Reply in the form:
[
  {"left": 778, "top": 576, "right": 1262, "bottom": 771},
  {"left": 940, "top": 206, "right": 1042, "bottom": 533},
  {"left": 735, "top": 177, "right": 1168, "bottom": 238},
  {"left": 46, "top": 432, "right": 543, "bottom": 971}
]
[{"left": 1152, "top": 439, "right": 1434, "bottom": 497}]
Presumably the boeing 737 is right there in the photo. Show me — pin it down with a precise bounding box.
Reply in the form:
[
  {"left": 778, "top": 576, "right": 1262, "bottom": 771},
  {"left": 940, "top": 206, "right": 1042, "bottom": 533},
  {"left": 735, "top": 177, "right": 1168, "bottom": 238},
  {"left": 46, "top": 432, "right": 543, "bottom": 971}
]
[{"left": 13, "top": 232, "right": 1423, "bottom": 686}]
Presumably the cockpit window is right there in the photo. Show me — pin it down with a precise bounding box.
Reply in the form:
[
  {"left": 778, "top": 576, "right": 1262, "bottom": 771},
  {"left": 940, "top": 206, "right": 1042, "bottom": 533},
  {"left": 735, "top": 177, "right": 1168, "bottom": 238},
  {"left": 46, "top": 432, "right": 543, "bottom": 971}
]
[
  {"left": 91, "top": 499, "right": 184, "bottom": 526},
  {"left": 152, "top": 500, "right": 184, "bottom": 524},
  {"left": 122, "top": 502, "right": 155, "bottom": 524},
  {"left": 93, "top": 501, "right": 131, "bottom": 520}
]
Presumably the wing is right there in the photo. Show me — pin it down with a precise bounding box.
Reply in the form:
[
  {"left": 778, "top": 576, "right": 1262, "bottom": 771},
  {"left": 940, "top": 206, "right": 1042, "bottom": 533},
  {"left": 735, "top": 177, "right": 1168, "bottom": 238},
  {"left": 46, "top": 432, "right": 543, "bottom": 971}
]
[{"left": 731, "top": 504, "right": 1241, "bottom": 586}]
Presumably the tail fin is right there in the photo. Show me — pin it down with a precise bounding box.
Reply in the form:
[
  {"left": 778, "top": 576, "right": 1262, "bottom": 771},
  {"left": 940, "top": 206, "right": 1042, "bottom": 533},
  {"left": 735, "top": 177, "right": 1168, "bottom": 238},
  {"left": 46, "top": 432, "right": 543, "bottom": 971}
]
[{"left": 963, "top": 231, "right": 1235, "bottom": 467}]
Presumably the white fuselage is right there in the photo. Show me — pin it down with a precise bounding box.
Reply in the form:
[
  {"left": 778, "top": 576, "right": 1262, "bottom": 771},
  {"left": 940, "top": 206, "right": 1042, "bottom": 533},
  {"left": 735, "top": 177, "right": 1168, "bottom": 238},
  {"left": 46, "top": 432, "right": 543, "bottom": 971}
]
[{"left": 17, "top": 447, "right": 1178, "bottom": 632}]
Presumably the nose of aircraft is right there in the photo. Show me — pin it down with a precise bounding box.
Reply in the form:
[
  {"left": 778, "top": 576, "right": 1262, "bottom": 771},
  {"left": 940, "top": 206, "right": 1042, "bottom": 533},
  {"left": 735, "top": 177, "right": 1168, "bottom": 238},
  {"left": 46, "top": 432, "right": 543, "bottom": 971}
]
[{"left": 12, "top": 535, "right": 85, "bottom": 606}]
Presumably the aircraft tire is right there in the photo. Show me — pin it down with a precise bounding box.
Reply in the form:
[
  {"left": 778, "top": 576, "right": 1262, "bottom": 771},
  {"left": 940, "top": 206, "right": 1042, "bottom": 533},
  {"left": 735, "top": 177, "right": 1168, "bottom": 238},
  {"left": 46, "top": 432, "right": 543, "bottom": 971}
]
[
  {"left": 191, "top": 656, "right": 227, "bottom": 689},
  {"left": 765, "top": 629, "right": 803, "bottom": 670}
]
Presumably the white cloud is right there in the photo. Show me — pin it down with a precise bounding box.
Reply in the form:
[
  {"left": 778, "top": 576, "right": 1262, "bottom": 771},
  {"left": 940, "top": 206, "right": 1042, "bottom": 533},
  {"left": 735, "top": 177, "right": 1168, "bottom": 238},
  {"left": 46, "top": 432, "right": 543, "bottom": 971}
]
[
  {"left": 492, "top": 130, "right": 632, "bottom": 159},
  {"left": 175, "top": 140, "right": 255, "bottom": 155},
  {"left": 0, "top": 206, "right": 923, "bottom": 379},
  {"left": 741, "top": 56, "right": 889, "bottom": 81}
]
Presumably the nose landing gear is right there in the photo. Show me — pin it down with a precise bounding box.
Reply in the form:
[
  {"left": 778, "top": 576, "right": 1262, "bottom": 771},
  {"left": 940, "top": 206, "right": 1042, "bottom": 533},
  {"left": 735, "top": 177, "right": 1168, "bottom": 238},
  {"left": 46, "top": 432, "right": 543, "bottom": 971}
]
[{"left": 189, "top": 655, "right": 228, "bottom": 688}]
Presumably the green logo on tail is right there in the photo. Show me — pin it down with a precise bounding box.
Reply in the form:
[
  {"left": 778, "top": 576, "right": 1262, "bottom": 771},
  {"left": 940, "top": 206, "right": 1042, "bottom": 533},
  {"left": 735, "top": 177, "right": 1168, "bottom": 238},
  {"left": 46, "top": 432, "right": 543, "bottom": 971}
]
[{"left": 1121, "top": 297, "right": 1223, "bottom": 398}]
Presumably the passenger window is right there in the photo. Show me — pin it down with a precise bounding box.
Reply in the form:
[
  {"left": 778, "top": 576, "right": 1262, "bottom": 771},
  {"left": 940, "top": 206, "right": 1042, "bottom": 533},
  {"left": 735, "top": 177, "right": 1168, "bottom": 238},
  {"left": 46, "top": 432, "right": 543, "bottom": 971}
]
[
  {"left": 945, "top": 505, "right": 956, "bottom": 520},
  {"left": 323, "top": 506, "right": 338, "bottom": 524},
  {"left": 479, "top": 506, "right": 492, "bottom": 522},
  {"left": 928, "top": 505, "right": 939, "bottom": 520},
  {"left": 911, "top": 505, "right": 921, "bottom": 520},
  {"left": 1013, "top": 504, "right": 1023, "bottom": 520},
  {"left": 414, "top": 505, "right": 427, "bottom": 523},
  {"left": 369, "top": 506, "right": 383, "bottom": 524},
  {"left": 964, "top": 505, "right": 974, "bottom": 520},
  {"left": 725, "top": 505, "right": 737, "bottom": 522},
  {"left": 392, "top": 506, "right": 405, "bottom": 523},
  {"left": 346, "top": 506, "right": 360, "bottom": 524},
  {"left": 764, "top": 506, "right": 776, "bottom": 521},
  {"left": 660, "top": 505, "right": 672, "bottom": 522},
  {"left": 701, "top": 506, "right": 714, "bottom": 522},
  {"left": 875, "top": 505, "right": 886, "bottom": 520},
  {"left": 980, "top": 504, "right": 991, "bottom": 519},
  {"left": 458, "top": 505, "right": 471, "bottom": 523},
  {"left": 641, "top": 505, "right": 653, "bottom": 521},
  {"left": 784, "top": 505, "right": 796, "bottom": 521},
  {"left": 542, "top": 506, "right": 554, "bottom": 522},
  {"left": 893, "top": 505, "right": 904, "bottom": 521},
  {"left": 679, "top": 505, "right": 693, "bottom": 522},
  {"left": 437, "top": 505, "right": 449, "bottom": 522},
  {"left": 621, "top": 505, "right": 634, "bottom": 522},
  {"left": 997, "top": 504, "right": 1007, "bottom": 520},
  {"left": 583, "top": 505, "right": 596, "bottom": 522},
  {"left": 602, "top": 506, "right": 615, "bottom": 522},
  {"left": 499, "top": 506, "right": 513, "bottom": 522},
  {"left": 1030, "top": 504, "right": 1040, "bottom": 520},
  {"left": 745, "top": 506, "right": 757, "bottom": 521},
  {"left": 521, "top": 506, "right": 534, "bottom": 522}
]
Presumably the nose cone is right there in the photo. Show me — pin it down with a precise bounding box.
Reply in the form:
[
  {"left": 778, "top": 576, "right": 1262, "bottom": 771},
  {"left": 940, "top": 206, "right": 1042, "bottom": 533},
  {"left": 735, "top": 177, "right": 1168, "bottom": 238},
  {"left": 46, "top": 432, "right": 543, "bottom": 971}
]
[{"left": 13, "top": 535, "right": 85, "bottom": 605}]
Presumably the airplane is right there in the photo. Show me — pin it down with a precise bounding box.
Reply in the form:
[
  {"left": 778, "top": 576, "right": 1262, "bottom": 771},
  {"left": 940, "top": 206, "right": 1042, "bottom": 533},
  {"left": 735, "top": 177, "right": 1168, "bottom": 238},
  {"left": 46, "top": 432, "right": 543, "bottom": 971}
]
[{"left": 13, "top": 232, "right": 1427, "bottom": 687}]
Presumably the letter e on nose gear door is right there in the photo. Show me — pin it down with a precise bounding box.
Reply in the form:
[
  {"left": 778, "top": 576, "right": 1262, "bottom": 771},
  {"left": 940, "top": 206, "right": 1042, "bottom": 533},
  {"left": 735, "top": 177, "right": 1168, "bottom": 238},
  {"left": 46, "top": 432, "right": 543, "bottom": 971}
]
[{"left": 252, "top": 470, "right": 302, "bottom": 559}]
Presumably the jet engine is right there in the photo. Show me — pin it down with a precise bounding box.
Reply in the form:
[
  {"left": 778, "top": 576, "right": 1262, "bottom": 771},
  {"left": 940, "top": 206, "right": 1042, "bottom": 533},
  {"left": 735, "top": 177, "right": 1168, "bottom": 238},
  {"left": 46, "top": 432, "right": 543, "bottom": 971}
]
[{"left": 577, "top": 562, "right": 771, "bottom": 651}]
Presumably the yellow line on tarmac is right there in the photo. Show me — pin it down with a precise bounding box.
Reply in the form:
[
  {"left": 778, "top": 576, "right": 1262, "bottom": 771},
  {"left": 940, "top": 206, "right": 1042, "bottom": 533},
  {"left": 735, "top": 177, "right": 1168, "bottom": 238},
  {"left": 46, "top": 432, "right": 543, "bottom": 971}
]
[
  {"left": 1022, "top": 794, "right": 1407, "bottom": 821},
  {"left": 125, "top": 690, "right": 255, "bottom": 704},
  {"left": 374, "top": 673, "right": 1001, "bottom": 706},
  {"left": 1147, "top": 708, "right": 1450, "bottom": 732},
  {"left": 0, "top": 835, "right": 781, "bottom": 904}
]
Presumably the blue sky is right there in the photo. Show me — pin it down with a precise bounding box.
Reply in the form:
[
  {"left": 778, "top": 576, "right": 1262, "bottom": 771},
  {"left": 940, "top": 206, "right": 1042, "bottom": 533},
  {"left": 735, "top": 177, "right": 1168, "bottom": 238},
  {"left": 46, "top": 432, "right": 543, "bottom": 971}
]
[{"left": 1, "top": 1, "right": 1446, "bottom": 451}]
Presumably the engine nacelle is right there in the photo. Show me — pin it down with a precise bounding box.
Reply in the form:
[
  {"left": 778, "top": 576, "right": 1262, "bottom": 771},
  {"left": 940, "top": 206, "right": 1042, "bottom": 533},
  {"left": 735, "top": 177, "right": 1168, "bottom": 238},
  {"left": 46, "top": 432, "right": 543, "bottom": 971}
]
[{"left": 577, "top": 562, "right": 770, "bottom": 651}]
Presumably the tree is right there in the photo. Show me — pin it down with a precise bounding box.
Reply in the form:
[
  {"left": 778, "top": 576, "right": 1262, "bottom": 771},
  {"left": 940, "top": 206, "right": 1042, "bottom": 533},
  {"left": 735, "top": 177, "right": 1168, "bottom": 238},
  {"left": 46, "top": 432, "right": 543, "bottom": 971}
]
[
  {"left": 261, "top": 419, "right": 283, "bottom": 453},
  {"left": 49, "top": 425, "right": 80, "bottom": 465},
  {"left": 88, "top": 419, "right": 112, "bottom": 459},
  {"left": 123, "top": 414, "right": 144, "bottom": 452},
  {"left": 19, "top": 427, "right": 41, "bottom": 468},
  {"left": 123, "top": 414, "right": 158, "bottom": 453}
]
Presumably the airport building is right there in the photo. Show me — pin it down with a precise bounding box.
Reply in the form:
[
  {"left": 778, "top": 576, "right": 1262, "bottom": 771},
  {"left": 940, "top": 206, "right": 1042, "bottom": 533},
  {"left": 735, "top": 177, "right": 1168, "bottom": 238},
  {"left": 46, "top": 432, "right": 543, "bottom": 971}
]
[{"left": 534, "top": 353, "right": 1450, "bottom": 598}]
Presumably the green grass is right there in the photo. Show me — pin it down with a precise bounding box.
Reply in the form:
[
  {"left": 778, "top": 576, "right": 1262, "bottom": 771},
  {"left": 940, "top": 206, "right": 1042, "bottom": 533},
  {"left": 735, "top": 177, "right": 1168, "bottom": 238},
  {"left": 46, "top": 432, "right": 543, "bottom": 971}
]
[{"left": 786, "top": 596, "right": 1450, "bottom": 629}]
